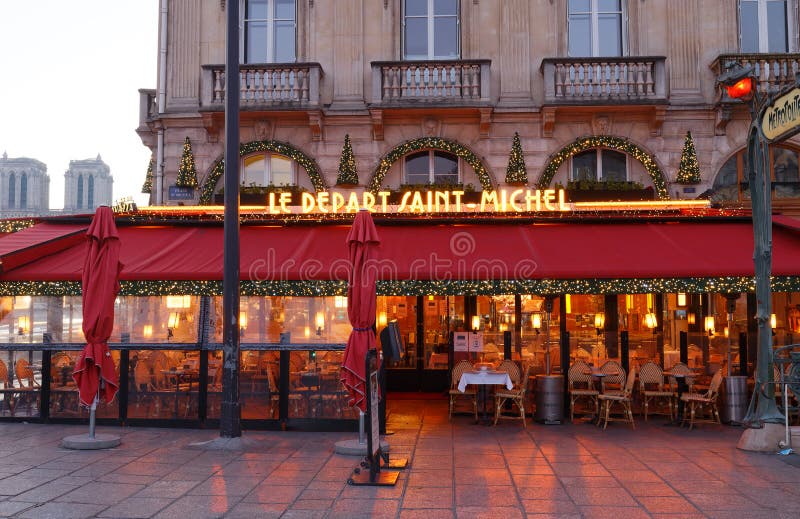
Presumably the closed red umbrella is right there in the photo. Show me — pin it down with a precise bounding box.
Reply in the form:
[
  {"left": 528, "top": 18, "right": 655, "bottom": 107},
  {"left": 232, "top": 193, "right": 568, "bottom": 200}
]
[
  {"left": 340, "top": 210, "right": 381, "bottom": 412},
  {"left": 73, "top": 206, "right": 121, "bottom": 408}
]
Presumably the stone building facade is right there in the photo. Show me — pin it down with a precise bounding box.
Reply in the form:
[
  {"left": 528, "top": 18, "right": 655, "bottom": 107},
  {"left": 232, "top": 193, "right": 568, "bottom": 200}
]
[
  {"left": 136, "top": 1, "right": 800, "bottom": 210},
  {"left": 63, "top": 155, "right": 113, "bottom": 213},
  {"left": 0, "top": 153, "right": 50, "bottom": 217}
]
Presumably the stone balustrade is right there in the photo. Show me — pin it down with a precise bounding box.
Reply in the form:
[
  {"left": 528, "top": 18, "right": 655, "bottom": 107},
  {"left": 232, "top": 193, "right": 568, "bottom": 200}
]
[
  {"left": 371, "top": 60, "right": 491, "bottom": 104},
  {"left": 541, "top": 56, "right": 667, "bottom": 104},
  {"left": 201, "top": 63, "right": 322, "bottom": 108}
]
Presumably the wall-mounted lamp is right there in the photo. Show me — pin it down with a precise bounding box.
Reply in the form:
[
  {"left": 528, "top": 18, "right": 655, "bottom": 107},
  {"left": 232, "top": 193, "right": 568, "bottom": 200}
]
[
  {"left": 315, "top": 311, "right": 325, "bottom": 336},
  {"left": 770, "top": 313, "right": 777, "bottom": 329},
  {"left": 471, "top": 315, "right": 481, "bottom": 332},
  {"left": 239, "top": 311, "right": 247, "bottom": 337},
  {"left": 143, "top": 324, "right": 153, "bottom": 338},
  {"left": 644, "top": 312, "right": 658, "bottom": 330},
  {"left": 378, "top": 311, "right": 388, "bottom": 328},
  {"left": 594, "top": 313, "right": 605, "bottom": 336},
  {"left": 704, "top": 316, "right": 715, "bottom": 336},
  {"left": 532, "top": 313, "right": 542, "bottom": 335},
  {"left": 677, "top": 292, "right": 687, "bottom": 307},
  {"left": 17, "top": 315, "right": 30, "bottom": 335},
  {"left": 687, "top": 311, "right": 696, "bottom": 325},
  {"left": 167, "top": 312, "right": 180, "bottom": 329},
  {"left": 723, "top": 326, "right": 729, "bottom": 338}
]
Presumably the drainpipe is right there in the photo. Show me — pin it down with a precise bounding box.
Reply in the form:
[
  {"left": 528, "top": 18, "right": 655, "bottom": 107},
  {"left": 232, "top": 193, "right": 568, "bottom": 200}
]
[{"left": 155, "top": 0, "right": 169, "bottom": 205}]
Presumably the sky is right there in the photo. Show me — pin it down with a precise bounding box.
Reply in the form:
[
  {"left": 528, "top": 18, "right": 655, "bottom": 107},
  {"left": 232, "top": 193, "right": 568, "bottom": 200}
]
[{"left": 0, "top": 1, "right": 158, "bottom": 209}]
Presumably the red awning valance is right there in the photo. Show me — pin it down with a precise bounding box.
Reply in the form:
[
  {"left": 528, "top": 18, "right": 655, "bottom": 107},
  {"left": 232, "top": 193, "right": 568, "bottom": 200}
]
[{"left": 2, "top": 219, "right": 800, "bottom": 282}]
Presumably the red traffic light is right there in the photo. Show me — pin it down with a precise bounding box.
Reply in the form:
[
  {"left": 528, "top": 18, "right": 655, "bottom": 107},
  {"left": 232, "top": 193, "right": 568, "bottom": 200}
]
[{"left": 725, "top": 77, "right": 754, "bottom": 99}]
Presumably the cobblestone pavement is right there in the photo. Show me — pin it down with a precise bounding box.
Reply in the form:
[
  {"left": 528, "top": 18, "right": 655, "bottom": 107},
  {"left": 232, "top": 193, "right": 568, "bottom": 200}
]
[{"left": 0, "top": 399, "right": 798, "bottom": 518}]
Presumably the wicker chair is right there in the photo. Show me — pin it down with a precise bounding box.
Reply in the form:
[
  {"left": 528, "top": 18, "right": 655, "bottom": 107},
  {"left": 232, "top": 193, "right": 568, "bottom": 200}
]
[
  {"left": 638, "top": 361, "right": 674, "bottom": 421},
  {"left": 599, "top": 360, "right": 624, "bottom": 392},
  {"left": 597, "top": 364, "right": 636, "bottom": 430},
  {"left": 448, "top": 359, "right": 477, "bottom": 421},
  {"left": 497, "top": 359, "right": 521, "bottom": 386},
  {"left": 493, "top": 363, "right": 531, "bottom": 427},
  {"left": 680, "top": 368, "right": 724, "bottom": 430},
  {"left": 568, "top": 360, "right": 599, "bottom": 422}
]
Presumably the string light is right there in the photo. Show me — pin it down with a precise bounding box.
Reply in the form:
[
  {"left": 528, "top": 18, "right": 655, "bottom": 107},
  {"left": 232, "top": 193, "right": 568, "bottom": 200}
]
[
  {"left": 368, "top": 137, "right": 493, "bottom": 193},
  {"left": 538, "top": 135, "right": 669, "bottom": 200},
  {"left": 199, "top": 140, "right": 326, "bottom": 204},
  {"left": 0, "top": 219, "right": 36, "bottom": 233}
]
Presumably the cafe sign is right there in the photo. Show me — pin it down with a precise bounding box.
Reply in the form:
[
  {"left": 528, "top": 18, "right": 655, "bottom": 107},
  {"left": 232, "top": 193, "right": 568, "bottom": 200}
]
[
  {"left": 761, "top": 86, "right": 800, "bottom": 142},
  {"left": 263, "top": 188, "right": 569, "bottom": 215}
]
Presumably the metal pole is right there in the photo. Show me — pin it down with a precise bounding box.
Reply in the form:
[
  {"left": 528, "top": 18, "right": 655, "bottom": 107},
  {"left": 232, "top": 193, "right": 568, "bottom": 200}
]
[
  {"left": 220, "top": 0, "right": 241, "bottom": 438},
  {"left": 89, "top": 393, "right": 98, "bottom": 439}
]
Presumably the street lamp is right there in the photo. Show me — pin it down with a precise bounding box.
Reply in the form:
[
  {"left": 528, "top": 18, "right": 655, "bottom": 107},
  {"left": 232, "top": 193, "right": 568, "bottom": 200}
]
[{"left": 717, "top": 61, "right": 785, "bottom": 430}]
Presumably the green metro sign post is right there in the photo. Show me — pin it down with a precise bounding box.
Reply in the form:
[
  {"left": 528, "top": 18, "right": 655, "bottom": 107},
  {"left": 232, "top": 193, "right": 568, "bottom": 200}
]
[{"left": 719, "top": 65, "right": 800, "bottom": 448}]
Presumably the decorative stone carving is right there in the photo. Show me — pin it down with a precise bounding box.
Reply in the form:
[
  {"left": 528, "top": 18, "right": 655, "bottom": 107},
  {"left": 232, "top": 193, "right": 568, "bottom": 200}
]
[
  {"left": 592, "top": 116, "right": 611, "bottom": 136},
  {"left": 254, "top": 119, "right": 273, "bottom": 141},
  {"left": 422, "top": 117, "right": 441, "bottom": 137}
]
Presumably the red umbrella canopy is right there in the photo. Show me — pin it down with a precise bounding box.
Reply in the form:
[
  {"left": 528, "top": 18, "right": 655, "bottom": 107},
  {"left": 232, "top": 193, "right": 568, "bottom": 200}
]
[
  {"left": 340, "top": 210, "right": 381, "bottom": 412},
  {"left": 73, "top": 206, "right": 122, "bottom": 407}
]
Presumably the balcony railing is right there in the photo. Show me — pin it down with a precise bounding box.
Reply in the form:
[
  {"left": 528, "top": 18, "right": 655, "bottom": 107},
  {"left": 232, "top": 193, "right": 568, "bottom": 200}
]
[
  {"left": 201, "top": 63, "right": 322, "bottom": 108},
  {"left": 541, "top": 56, "right": 667, "bottom": 104},
  {"left": 371, "top": 60, "right": 491, "bottom": 105},
  {"left": 711, "top": 53, "right": 800, "bottom": 101}
]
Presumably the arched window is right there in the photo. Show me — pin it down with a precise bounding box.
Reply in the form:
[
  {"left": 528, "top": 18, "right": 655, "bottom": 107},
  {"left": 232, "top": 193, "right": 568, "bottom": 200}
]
[
  {"left": 77, "top": 175, "right": 84, "bottom": 209},
  {"left": 242, "top": 152, "right": 296, "bottom": 187},
  {"left": 8, "top": 173, "right": 15, "bottom": 208},
  {"left": 88, "top": 176, "right": 95, "bottom": 208},
  {"left": 571, "top": 149, "right": 627, "bottom": 182},
  {"left": 404, "top": 150, "right": 459, "bottom": 186},
  {"left": 712, "top": 145, "right": 800, "bottom": 202},
  {"left": 19, "top": 173, "right": 27, "bottom": 209}
]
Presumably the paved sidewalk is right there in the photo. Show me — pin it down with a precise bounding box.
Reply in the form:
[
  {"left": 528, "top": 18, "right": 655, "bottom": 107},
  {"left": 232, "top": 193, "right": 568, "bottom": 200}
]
[{"left": 0, "top": 399, "right": 798, "bottom": 519}]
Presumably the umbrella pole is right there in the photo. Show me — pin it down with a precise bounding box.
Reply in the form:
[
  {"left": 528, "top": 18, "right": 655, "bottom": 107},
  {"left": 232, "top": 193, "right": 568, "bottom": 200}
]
[
  {"left": 358, "top": 410, "right": 366, "bottom": 445},
  {"left": 89, "top": 392, "right": 99, "bottom": 439}
]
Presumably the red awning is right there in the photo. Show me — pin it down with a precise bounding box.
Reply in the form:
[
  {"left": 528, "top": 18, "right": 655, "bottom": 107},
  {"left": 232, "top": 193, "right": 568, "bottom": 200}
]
[
  {"left": 0, "top": 222, "right": 87, "bottom": 273},
  {"left": 2, "top": 219, "right": 800, "bottom": 282}
]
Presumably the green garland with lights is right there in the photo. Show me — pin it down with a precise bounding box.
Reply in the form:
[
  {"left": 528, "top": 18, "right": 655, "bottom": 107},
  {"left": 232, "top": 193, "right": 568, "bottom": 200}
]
[
  {"left": 0, "top": 219, "right": 36, "bottom": 234},
  {"left": 335, "top": 134, "right": 359, "bottom": 186},
  {"left": 198, "top": 140, "right": 326, "bottom": 205},
  {"left": 176, "top": 137, "right": 198, "bottom": 188},
  {"left": 676, "top": 131, "right": 702, "bottom": 184},
  {"left": 141, "top": 157, "right": 153, "bottom": 194},
  {"left": 538, "top": 135, "right": 669, "bottom": 200},
  {"left": 5, "top": 276, "right": 800, "bottom": 297},
  {"left": 504, "top": 132, "right": 528, "bottom": 184},
  {"left": 368, "top": 137, "right": 493, "bottom": 192}
]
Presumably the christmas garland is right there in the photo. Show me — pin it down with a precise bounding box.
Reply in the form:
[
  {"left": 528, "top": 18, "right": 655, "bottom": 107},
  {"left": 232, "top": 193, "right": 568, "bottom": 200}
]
[
  {"left": 3, "top": 276, "right": 799, "bottom": 297},
  {"left": 198, "top": 140, "right": 326, "bottom": 205},
  {"left": 367, "top": 137, "right": 493, "bottom": 192},
  {"left": 538, "top": 135, "right": 669, "bottom": 200}
]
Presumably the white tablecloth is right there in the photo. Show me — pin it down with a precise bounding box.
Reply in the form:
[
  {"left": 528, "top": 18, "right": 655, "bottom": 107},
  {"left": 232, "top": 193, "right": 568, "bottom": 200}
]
[
  {"left": 458, "top": 370, "right": 514, "bottom": 392},
  {"left": 664, "top": 350, "right": 680, "bottom": 369}
]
